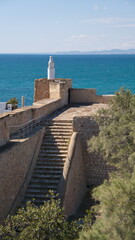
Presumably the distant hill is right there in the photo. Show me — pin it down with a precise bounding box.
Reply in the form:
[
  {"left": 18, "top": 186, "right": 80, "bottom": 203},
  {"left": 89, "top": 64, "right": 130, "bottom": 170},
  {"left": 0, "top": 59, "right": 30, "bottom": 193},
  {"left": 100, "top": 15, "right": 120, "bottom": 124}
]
[{"left": 47, "top": 49, "right": 135, "bottom": 55}]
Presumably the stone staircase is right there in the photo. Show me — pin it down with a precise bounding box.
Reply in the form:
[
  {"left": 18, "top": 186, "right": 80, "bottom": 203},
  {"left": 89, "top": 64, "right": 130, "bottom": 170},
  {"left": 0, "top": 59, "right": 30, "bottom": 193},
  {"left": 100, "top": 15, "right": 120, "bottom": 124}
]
[{"left": 21, "top": 120, "right": 73, "bottom": 206}]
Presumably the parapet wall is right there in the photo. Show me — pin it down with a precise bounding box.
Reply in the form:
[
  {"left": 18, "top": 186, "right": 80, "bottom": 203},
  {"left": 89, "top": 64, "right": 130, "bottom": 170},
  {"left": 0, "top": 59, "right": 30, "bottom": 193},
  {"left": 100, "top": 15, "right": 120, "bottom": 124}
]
[
  {"left": 34, "top": 79, "right": 113, "bottom": 105},
  {"left": 59, "top": 133, "right": 87, "bottom": 217},
  {"left": 70, "top": 88, "right": 113, "bottom": 104},
  {"left": 0, "top": 99, "right": 62, "bottom": 146}
]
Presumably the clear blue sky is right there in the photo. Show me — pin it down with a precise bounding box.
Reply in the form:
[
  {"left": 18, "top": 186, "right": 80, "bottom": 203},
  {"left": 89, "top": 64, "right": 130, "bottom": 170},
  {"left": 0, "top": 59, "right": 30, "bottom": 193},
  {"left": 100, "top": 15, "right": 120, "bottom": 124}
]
[{"left": 0, "top": 0, "right": 135, "bottom": 53}]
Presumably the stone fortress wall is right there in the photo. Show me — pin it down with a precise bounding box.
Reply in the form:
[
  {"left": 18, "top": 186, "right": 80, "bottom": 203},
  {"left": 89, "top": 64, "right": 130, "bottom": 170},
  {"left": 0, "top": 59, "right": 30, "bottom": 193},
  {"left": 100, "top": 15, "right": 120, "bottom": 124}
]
[
  {"left": 0, "top": 128, "right": 45, "bottom": 222},
  {"left": 58, "top": 132, "right": 87, "bottom": 217},
  {"left": 73, "top": 116, "right": 113, "bottom": 186},
  {"left": 0, "top": 77, "right": 114, "bottom": 221}
]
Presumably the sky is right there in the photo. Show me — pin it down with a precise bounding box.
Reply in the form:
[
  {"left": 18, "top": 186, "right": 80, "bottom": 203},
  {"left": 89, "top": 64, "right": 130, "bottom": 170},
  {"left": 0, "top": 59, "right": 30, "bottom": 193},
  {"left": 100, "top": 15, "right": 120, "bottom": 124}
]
[{"left": 0, "top": 0, "right": 135, "bottom": 53}]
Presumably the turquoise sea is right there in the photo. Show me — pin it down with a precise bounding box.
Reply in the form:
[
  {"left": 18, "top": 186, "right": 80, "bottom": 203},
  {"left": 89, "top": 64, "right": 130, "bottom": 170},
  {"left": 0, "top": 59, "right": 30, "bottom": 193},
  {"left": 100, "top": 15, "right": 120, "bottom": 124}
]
[{"left": 0, "top": 54, "right": 135, "bottom": 106}]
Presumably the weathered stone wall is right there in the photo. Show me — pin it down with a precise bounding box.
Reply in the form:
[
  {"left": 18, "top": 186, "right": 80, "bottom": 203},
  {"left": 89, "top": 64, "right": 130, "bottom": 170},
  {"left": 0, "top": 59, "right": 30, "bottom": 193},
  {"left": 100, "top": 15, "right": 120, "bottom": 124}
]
[
  {"left": 34, "top": 78, "right": 50, "bottom": 102},
  {"left": 73, "top": 116, "right": 112, "bottom": 186},
  {"left": 34, "top": 78, "right": 72, "bottom": 103},
  {"left": 49, "top": 79, "right": 72, "bottom": 104},
  {"left": 0, "top": 78, "right": 72, "bottom": 146},
  {"left": 60, "top": 133, "right": 87, "bottom": 217},
  {"left": 49, "top": 81, "right": 60, "bottom": 99},
  {"left": 0, "top": 127, "right": 45, "bottom": 222},
  {"left": 70, "top": 88, "right": 113, "bottom": 104},
  {"left": 0, "top": 107, "right": 33, "bottom": 146},
  {"left": 32, "top": 98, "right": 64, "bottom": 119},
  {"left": 59, "top": 79, "right": 72, "bottom": 105},
  {"left": 0, "top": 99, "right": 64, "bottom": 146}
]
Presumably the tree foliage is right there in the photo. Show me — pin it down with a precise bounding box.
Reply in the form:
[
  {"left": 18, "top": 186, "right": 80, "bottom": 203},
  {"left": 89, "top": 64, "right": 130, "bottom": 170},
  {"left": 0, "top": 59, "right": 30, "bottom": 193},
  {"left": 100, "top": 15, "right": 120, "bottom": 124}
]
[
  {"left": 88, "top": 88, "right": 135, "bottom": 172},
  {"left": 7, "top": 97, "right": 18, "bottom": 109},
  {"left": 79, "top": 89, "right": 135, "bottom": 240},
  {"left": 0, "top": 192, "right": 80, "bottom": 240},
  {"left": 79, "top": 170, "right": 135, "bottom": 240},
  {"left": 7, "top": 97, "right": 18, "bottom": 105}
]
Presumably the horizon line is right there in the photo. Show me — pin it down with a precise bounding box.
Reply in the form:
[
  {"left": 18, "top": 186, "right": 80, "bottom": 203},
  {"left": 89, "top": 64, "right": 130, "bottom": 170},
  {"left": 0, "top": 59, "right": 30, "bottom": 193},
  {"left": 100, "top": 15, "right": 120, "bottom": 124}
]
[{"left": 0, "top": 48, "right": 135, "bottom": 55}]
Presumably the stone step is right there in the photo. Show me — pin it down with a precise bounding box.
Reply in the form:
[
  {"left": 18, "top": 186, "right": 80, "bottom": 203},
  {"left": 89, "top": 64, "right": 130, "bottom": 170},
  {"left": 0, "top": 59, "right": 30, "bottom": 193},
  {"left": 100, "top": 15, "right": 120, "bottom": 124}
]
[
  {"left": 40, "top": 149, "right": 68, "bottom": 154},
  {"left": 44, "top": 133, "right": 71, "bottom": 137},
  {"left": 44, "top": 137, "right": 70, "bottom": 142},
  {"left": 36, "top": 165, "right": 64, "bottom": 170},
  {"left": 44, "top": 135, "right": 71, "bottom": 144},
  {"left": 37, "top": 159, "right": 66, "bottom": 164},
  {"left": 46, "top": 129, "right": 72, "bottom": 133},
  {"left": 40, "top": 145, "right": 67, "bottom": 151},
  {"left": 43, "top": 140, "right": 70, "bottom": 145},
  {"left": 38, "top": 155, "right": 66, "bottom": 160},
  {"left": 44, "top": 120, "right": 73, "bottom": 124},
  {"left": 24, "top": 193, "right": 55, "bottom": 200},
  {"left": 25, "top": 188, "right": 57, "bottom": 195},
  {"left": 43, "top": 138, "right": 70, "bottom": 143},
  {"left": 32, "top": 173, "right": 61, "bottom": 180},
  {"left": 35, "top": 164, "right": 63, "bottom": 170},
  {"left": 41, "top": 144, "right": 68, "bottom": 151},
  {"left": 37, "top": 155, "right": 66, "bottom": 163},
  {"left": 39, "top": 153, "right": 67, "bottom": 158},
  {"left": 46, "top": 131, "right": 72, "bottom": 136},
  {"left": 33, "top": 170, "right": 62, "bottom": 176},
  {"left": 36, "top": 162, "right": 64, "bottom": 167},
  {"left": 27, "top": 184, "right": 57, "bottom": 191},
  {"left": 29, "top": 179, "right": 58, "bottom": 187},
  {"left": 42, "top": 141, "right": 69, "bottom": 146},
  {"left": 28, "top": 178, "right": 60, "bottom": 188},
  {"left": 47, "top": 124, "right": 72, "bottom": 128},
  {"left": 47, "top": 125, "right": 72, "bottom": 130},
  {"left": 41, "top": 148, "right": 67, "bottom": 152},
  {"left": 34, "top": 167, "right": 62, "bottom": 172},
  {"left": 37, "top": 158, "right": 65, "bottom": 163},
  {"left": 37, "top": 157, "right": 65, "bottom": 162}
]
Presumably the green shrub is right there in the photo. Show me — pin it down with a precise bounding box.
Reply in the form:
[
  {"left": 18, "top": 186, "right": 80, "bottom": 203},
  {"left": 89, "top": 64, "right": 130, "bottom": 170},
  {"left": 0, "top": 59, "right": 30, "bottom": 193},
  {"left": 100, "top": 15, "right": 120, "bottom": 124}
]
[{"left": 0, "top": 192, "right": 80, "bottom": 240}]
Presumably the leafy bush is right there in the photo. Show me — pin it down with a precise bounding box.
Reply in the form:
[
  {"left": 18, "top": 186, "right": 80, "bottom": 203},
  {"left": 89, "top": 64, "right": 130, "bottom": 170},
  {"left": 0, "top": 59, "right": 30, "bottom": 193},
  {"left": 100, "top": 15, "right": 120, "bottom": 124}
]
[{"left": 0, "top": 192, "right": 80, "bottom": 240}]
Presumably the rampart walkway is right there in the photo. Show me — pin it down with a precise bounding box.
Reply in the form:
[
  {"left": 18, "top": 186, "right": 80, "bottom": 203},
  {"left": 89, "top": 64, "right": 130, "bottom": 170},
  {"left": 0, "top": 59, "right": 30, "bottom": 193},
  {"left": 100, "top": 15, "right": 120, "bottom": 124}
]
[
  {"left": 9, "top": 103, "right": 107, "bottom": 141},
  {"left": 45, "top": 103, "right": 107, "bottom": 120}
]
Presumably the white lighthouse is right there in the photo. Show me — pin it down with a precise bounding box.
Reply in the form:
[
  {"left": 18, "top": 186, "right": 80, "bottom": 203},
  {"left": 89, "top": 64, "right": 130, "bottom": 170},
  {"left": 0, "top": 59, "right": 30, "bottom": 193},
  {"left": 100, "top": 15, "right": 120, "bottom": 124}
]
[{"left": 47, "top": 56, "right": 55, "bottom": 80}]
